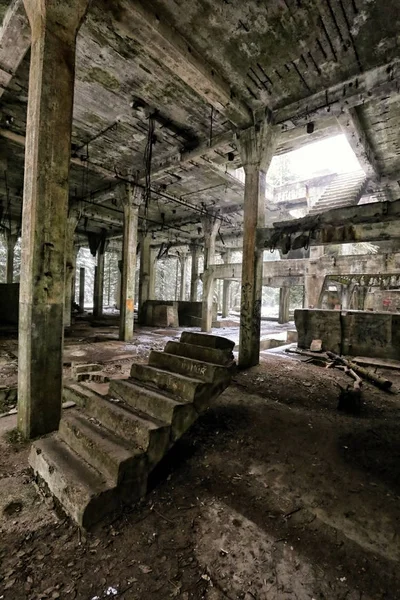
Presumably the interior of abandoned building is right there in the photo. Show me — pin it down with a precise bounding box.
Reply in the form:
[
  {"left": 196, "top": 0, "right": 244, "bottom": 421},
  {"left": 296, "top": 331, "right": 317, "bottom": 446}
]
[{"left": 1, "top": 0, "right": 400, "bottom": 598}]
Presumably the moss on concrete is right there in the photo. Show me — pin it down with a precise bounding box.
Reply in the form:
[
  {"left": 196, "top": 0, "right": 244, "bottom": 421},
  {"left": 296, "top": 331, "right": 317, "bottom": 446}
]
[{"left": 82, "top": 67, "right": 120, "bottom": 91}]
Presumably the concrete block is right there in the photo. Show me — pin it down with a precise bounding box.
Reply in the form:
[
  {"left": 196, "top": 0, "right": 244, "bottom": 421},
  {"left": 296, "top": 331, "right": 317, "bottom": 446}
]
[
  {"left": 72, "top": 363, "right": 102, "bottom": 377},
  {"left": 295, "top": 309, "right": 341, "bottom": 354},
  {"left": 310, "top": 339, "right": 323, "bottom": 352},
  {"left": 153, "top": 305, "right": 179, "bottom": 327},
  {"left": 164, "top": 341, "right": 234, "bottom": 366},
  {"left": 342, "top": 311, "right": 393, "bottom": 358},
  {"left": 180, "top": 331, "right": 235, "bottom": 352}
]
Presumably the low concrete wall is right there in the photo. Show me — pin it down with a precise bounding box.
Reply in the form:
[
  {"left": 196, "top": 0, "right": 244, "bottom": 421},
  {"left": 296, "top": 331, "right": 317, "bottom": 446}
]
[
  {"left": 141, "top": 300, "right": 217, "bottom": 327},
  {"left": 295, "top": 308, "right": 400, "bottom": 359},
  {"left": 0, "top": 283, "right": 19, "bottom": 325},
  {"left": 295, "top": 309, "right": 341, "bottom": 354}
]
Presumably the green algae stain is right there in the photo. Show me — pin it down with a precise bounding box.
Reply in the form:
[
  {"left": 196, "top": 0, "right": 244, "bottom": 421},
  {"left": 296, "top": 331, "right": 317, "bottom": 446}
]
[{"left": 83, "top": 67, "right": 120, "bottom": 91}]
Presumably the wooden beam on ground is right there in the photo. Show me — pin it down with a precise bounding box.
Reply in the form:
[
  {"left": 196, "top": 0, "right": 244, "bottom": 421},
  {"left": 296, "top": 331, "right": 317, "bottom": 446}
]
[
  {"left": 115, "top": 0, "right": 251, "bottom": 127},
  {"left": 257, "top": 199, "right": 400, "bottom": 251},
  {"left": 274, "top": 60, "right": 400, "bottom": 128},
  {"left": 0, "top": 0, "right": 30, "bottom": 97}
]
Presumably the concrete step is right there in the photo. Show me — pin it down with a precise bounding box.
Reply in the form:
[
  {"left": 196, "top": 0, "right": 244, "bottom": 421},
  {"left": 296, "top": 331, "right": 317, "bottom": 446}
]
[
  {"left": 59, "top": 409, "right": 147, "bottom": 487},
  {"left": 164, "top": 340, "right": 234, "bottom": 365},
  {"left": 317, "top": 192, "right": 358, "bottom": 205},
  {"left": 180, "top": 331, "right": 235, "bottom": 352},
  {"left": 109, "top": 379, "right": 197, "bottom": 441},
  {"left": 130, "top": 362, "right": 204, "bottom": 403},
  {"left": 129, "top": 363, "right": 229, "bottom": 412},
  {"left": 29, "top": 435, "right": 117, "bottom": 528},
  {"left": 64, "top": 383, "right": 170, "bottom": 465},
  {"left": 72, "top": 364, "right": 102, "bottom": 378},
  {"left": 325, "top": 179, "right": 364, "bottom": 189},
  {"left": 149, "top": 351, "right": 232, "bottom": 385}
]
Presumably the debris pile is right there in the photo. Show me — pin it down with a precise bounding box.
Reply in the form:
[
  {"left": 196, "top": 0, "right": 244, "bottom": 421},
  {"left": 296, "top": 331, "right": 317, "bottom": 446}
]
[{"left": 286, "top": 344, "right": 395, "bottom": 414}]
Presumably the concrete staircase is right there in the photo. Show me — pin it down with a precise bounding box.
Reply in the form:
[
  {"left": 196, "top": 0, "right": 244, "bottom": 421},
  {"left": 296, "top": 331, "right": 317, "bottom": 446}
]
[
  {"left": 309, "top": 170, "right": 367, "bottom": 215},
  {"left": 28, "top": 332, "right": 235, "bottom": 528}
]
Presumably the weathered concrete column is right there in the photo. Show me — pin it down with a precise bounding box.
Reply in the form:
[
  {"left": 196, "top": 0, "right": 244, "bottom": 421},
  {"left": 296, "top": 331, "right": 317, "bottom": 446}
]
[
  {"left": 235, "top": 115, "right": 277, "bottom": 367},
  {"left": 341, "top": 282, "right": 356, "bottom": 310},
  {"left": 138, "top": 233, "right": 154, "bottom": 323},
  {"left": 93, "top": 238, "right": 107, "bottom": 318},
  {"left": 304, "top": 274, "right": 325, "bottom": 308},
  {"left": 79, "top": 267, "right": 85, "bottom": 312},
  {"left": 64, "top": 205, "right": 81, "bottom": 327},
  {"left": 278, "top": 287, "right": 290, "bottom": 324},
  {"left": 4, "top": 230, "right": 18, "bottom": 284},
  {"left": 18, "top": 0, "right": 90, "bottom": 439},
  {"left": 201, "top": 214, "right": 219, "bottom": 332},
  {"left": 149, "top": 248, "right": 156, "bottom": 301},
  {"left": 190, "top": 242, "right": 200, "bottom": 302},
  {"left": 180, "top": 251, "right": 188, "bottom": 301},
  {"left": 115, "top": 252, "right": 122, "bottom": 310},
  {"left": 309, "top": 246, "right": 324, "bottom": 259},
  {"left": 221, "top": 249, "right": 232, "bottom": 318},
  {"left": 71, "top": 246, "right": 79, "bottom": 308},
  {"left": 118, "top": 184, "right": 140, "bottom": 341}
]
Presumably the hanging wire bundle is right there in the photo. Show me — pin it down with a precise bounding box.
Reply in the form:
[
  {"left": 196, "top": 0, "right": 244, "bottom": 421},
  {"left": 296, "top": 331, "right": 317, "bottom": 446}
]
[{"left": 143, "top": 115, "right": 155, "bottom": 234}]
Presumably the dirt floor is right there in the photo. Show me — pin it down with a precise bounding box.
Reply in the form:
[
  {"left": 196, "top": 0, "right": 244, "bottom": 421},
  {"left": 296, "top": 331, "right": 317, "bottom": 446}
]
[{"left": 1, "top": 321, "right": 400, "bottom": 599}]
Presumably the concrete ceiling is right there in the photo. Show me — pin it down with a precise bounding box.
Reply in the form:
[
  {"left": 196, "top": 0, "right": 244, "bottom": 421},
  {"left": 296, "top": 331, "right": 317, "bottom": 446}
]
[{"left": 0, "top": 0, "right": 399, "bottom": 250}]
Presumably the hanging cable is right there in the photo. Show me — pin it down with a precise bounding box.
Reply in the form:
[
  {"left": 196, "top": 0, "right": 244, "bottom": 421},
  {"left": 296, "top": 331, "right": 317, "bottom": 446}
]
[{"left": 143, "top": 114, "right": 156, "bottom": 234}]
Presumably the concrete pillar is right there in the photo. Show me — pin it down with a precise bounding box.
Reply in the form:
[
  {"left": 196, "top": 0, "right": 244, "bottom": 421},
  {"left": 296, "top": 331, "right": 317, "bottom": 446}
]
[
  {"left": 278, "top": 287, "right": 290, "bottom": 324},
  {"left": 201, "top": 215, "right": 219, "bottom": 332},
  {"left": 235, "top": 116, "right": 277, "bottom": 368},
  {"left": 4, "top": 231, "right": 18, "bottom": 284},
  {"left": 149, "top": 248, "right": 156, "bottom": 301},
  {"left": 190, "top": 242, "right": 200, "bottom": 302},
  {"left": 79, "top": 267, "right": 85, "bottom": 312},
  {"left": 138, "top": 233, "right": 154, "bottom": 323},
  {"left": 71, "top": 246, "right": 79, "bottom": 308},
  {"left": 180, "top": 251, "right": 188, "bottom": 301},
  {"left": 64, "top": 206, "right": 80, "bottom": 327},
  {"left": 341, "top": 282, "right": 356, "bottom": 310},
  {"left": 221, "top": 249, "right": 232, "bottom": 318},
  {"left": 119, "top": 184, "right": 140, "bottom": 341},
  {"left": 18, "top": 0, "right": 90, "bottom": 439},
  {"left": 93, "top": 238, "right": 107, "bottom": 318},
  {"left": 309, "top": 246, "right": 324, "bottom": 259},
  {"left": 115, "top": 253, "right": 122, "bottom": 310},
  {"left": 304, "top": 274, "right": 325, "bottom": 308}
]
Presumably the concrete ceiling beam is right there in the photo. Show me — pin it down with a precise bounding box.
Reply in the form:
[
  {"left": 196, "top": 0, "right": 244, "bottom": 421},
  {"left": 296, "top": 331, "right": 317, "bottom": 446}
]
[
  {"left": 257, "top": 199, "right": 400, "bottom": 250},
  {"left": 274, "top": 60, "right": 400, "bottom": 128},
  {"left": 115, "top": 0, "right": 252, "bottom": 127},
  {"left": 0, "top": 0, "right": 30, "bottom": 97}
]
